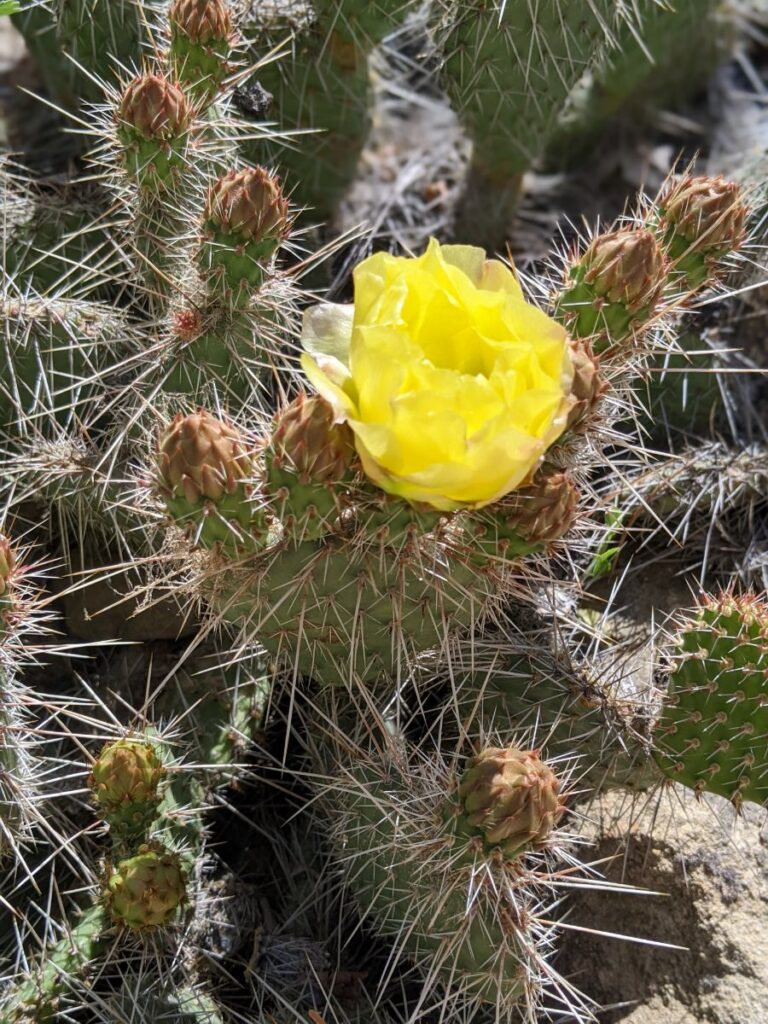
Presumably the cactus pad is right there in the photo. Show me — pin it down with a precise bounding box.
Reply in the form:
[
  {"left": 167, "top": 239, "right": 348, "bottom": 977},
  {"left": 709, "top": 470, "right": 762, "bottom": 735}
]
[{"left": 655, "top": 593, "right": 768, "bottom": 808}]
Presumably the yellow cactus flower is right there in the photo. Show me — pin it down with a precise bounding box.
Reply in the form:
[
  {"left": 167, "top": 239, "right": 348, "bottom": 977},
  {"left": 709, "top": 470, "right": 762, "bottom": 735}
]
[{"left": 301, "top": 239, "right": 573, "bottom": 510}]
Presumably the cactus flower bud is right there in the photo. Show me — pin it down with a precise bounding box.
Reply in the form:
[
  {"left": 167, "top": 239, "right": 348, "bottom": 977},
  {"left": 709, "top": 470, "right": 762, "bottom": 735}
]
[
  {"left": 90, "top": 739, "right": 165, "bottom": 835},
  {"left": 118, "top": 73, "right": 192, "bottom": 141},
  {"left": 583, "top": 229, "right": 665, "bottom": 312},
  {"left": 659, "top": 175, "right": 746, "bottom": 289},
  {"left": 265, "top": 394, "right": 355, "bottom": 538},
  {"left": 499, "top": 467, "right": 579, "bottom": 544},
  {"left": 168, "top": 0, "right": 234, "bottom": 105},
  {"left": 156, "top": 410, "right": 265, "bottom": 553},
  {"left": 169, "top": 0, "right": 232, "bottom": 44},
  {"left": 566, "top": 339, "right": 606, "bottom": 432},
  {"left": 200, "top": 167, "right": 291, "bottom": 294},
  {"left": 106, "top": 844, "right": 186, "bottom": 929},
  {"left": 457, "top": 746, "right": 565, "bottom": 857},
  {"left": 557, "top": 227, "right": 667, "bottom": 353},
  {"left": 0, "top": 535, "right": 15, "bottom": 598},
  {"left": 117, "top": 73, "right": 193, "bottom": 190},
  {"left": 158, "top": 409, "right": 252, "bottom": 505},
  {"left": 271, "top": 394, "right": 355, "bottom": 486},
  {"left": 205, "top": 167, "right": 290, "bottom": 244}
]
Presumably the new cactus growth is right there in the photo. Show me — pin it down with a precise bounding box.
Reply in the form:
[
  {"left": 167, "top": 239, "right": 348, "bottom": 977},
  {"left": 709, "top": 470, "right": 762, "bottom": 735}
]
[
  {"left": 565, "top": 339, "right": 606, "bottom": 432},
  {"left": 106, "top": 843, "right": 187, "bottom": 929},
  {"left": 117, "top": 72, "right": 194, "bottom": 190},
  {"left": 655, "top": 592, "right": 768, "bottom": 809},
  {"left": 556, "top": 228, "right": 667, "bottom": 353},
  {"left": 319, "top": 734, "right": 578, "bottom": 1016},
  {"left": 199, "top": 167, "right": 291, "bottom": 297},
  {"left": 90, "top": 739, "right": 167, "bottom": 839},
  {"left": 265, "top": 393, "right": 356, "bottom": 538},
  {"left": 488, "top": 466, "right": 580, "bottom": 546}
]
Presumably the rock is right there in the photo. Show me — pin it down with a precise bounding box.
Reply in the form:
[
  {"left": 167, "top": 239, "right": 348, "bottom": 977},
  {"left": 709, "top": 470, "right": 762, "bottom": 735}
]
[{"left": 559, "top": 787, "right": 768, "bottom": 1023}]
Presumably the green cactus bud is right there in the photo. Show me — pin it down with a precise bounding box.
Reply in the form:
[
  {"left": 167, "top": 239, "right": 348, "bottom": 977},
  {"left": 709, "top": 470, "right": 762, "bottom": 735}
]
[
  {"left": 655, "top": 592, "right": 768, "bottom": 809},
  {"left": 89, "top": 739, "right": 166, "bottom": 837},
  {"left": 106, "top": 844, "right": 187, "bottom": 929},
  {"left": 198, "top": 167, "right": 291, "bottom": 296},
  {"left": 556, "top": 227, "right": 667, "bottom": 353},
  {"left": 157, "top": 409, "right": 266, "bottom": 554},
  {"left": 565, "top": 339, "right": 606, "bottom": 432},
  {"left": 117, "top": 73, "right": 193, "bottom": 191},
  {"left": 168, "top": 0, "right": 234, "bottom": 106},
  {"left": 265, "top": 393, "right": 356, "bottom": 538},
  {"left": 455, "top": 746, "right": 565, "bottom": 858},
  {"left": 659, "top": 174, "right": 746, "bottom": 289}
]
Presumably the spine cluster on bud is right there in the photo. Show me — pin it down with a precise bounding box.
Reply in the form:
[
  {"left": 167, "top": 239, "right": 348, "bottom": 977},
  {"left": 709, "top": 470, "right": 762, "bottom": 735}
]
[
  {"left": 557, "top": 227, "right": 667, "bottom": 352},
  {"left": 157, "top": 410, "right": 265, "bottom": 554},
  {"left": 658, "top": 174, "right": 746, "bottom": 288},
  {"left": 105, "top": 844, "right": 187, "bottom": 929},
  {"left": 89, "top": 739, "right": 166, "bottom": 838},
  {"left": 168, "top": 0, "right": 234, "bottom": 106},
  {"left": 498, "top": 467, "right": 580, "bottom": 545},
  {"left": 566, "top": 339, "right": 607, "bottom": 431}
]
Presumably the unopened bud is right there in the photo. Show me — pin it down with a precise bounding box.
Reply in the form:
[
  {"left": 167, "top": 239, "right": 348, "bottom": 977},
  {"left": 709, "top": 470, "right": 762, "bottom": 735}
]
[
  {"left": 157, "top": 409, "right": 252, "bottom": 505},
  {"left": 458, "top": 746, "right": 565, "bottom": 857}
]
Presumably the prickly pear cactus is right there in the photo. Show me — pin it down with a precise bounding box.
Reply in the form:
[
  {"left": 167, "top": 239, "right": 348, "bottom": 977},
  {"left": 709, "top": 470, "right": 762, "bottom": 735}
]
[
  {"left": 655, "top": 592, "right": 768, "bottom": 809},
  {"left": 0, "top": 0, "right": 764, "bottom": 1019}
]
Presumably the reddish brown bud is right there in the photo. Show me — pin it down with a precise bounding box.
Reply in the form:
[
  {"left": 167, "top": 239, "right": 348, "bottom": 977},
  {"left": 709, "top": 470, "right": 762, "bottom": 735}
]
[
  {"left": 503, "top": 466, "right": 579, "bottom": 544},
  {"left": 271, "top": 394, "right": 355, "bottom": 485},
  {"left": 118, "top": 73, "right": 192, "bottom": 140},
  {"left": 157, "top": 409, "right": 252, "bottom": 505},
  {"left": 662, "top": 175, "right": 746, "bottom": 254},
  {"left": 583, "top": 228, "right": 666, "bottom": 313},
  {"left": 204, "top": 167, "right": 290, "bottom": 243},
  {"left": 169, "top": 0, "right": 233, "bottom": 44},
  {"left": 566, "top": 339, "right": 607, "bottom": 431}
]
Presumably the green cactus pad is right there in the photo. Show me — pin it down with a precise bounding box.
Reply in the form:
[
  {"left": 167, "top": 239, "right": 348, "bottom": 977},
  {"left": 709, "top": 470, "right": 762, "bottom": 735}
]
[
  {"left": 655, "top": 594, "right": 768, "bottom": 808},
  {"left": 164, "top": 486, "right": 267, "bottom": 555},
  {"left": 320, "top": 744, "right": 569, "bottom": 1013},
  {"left": 0, "top": 296, "right": 124, "bottom": 433},
  {"left": 213, "top": 531, "right": 495, "bottom": 686}
]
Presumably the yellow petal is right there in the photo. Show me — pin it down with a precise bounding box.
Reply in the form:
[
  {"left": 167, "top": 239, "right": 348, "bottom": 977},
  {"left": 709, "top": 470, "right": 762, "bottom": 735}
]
[
  {"left": 300, "top": 353, "right": 357, "bottom": 419},
  {"left": 301, "top": 302, "right": 354, "bottom": 367}
]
